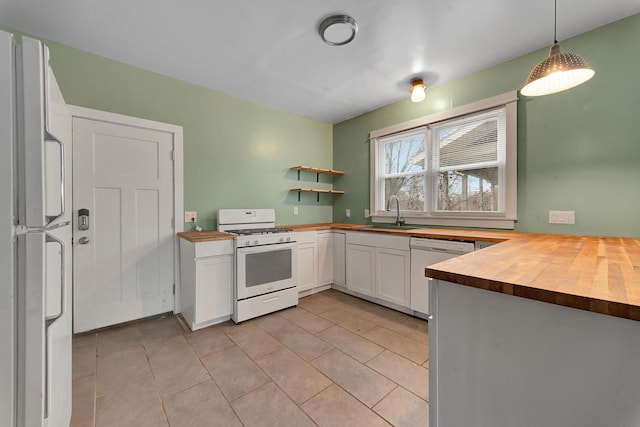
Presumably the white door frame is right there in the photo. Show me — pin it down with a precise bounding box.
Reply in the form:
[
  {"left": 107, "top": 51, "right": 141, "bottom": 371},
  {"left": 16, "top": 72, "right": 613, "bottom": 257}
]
[{"left": 68, "top": 105, "right": 184, "bottom": 313}]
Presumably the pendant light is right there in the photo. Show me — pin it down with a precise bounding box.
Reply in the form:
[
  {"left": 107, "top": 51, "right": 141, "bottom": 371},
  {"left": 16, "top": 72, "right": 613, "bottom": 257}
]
[
  {"left": 410, "top": 79, "right": 427, "bottom": 102},
  {"left": 521, "top": 0, "right": 595, "bottom": 96}
]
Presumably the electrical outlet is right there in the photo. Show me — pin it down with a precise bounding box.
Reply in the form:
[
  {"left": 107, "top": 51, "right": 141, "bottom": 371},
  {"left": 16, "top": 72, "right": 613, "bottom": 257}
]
[
  {"left": 364, "top": 209, "right": 370, "bottom": 218},
  {"left": 184, "top": 211, "right": 197, "bottom": 222},
  {"left": 345, "top": 209, "right": 351, "bottom": 218},
  {"left": 549, "top": 210, "right": 575, "bottom": 224},
  {"left": 293, "top": 206, "right": 299, "bottom": 216}
]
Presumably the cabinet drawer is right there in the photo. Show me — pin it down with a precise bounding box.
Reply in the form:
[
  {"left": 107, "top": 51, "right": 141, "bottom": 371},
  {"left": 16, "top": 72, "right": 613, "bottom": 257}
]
[
  {"left": 295, "top": 231, "right": 318, "bottom": 244},
  {"left": 194, "top": 240, "right": 234, "bottom": 258}
]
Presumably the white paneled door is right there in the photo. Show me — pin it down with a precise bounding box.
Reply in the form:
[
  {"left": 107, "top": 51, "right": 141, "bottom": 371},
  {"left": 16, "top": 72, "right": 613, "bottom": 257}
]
[{"left": 73, "top": 117, "right": 175, "bottom": 333}]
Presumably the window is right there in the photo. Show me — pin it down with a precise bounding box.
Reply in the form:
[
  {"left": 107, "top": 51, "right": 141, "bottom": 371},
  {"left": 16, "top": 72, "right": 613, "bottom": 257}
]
[
  {"left": 377, "top": 128, "right": 426, "bottom": 211},
  {"left": 370, "top": 91, "right": 517, "bottom": 229},
  {"left": 432, "top": 109, "right": 504, "bottom": 213}
]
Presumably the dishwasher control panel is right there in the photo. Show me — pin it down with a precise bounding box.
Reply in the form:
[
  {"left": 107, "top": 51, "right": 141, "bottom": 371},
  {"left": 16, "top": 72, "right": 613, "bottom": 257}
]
[{"left": 409, "top": 238, "right": 474, "bottom": 254}]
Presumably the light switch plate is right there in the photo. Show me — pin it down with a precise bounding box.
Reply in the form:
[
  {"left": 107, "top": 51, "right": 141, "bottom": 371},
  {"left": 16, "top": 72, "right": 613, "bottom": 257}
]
[
  {"left": 293, "top": 206, "right": 298, "bottom": 216},
  {"left": 345, "top": 209, "right": 351, "bottom": 218},
  {"left": 364, "top": 209, "right": 370, "bottom": 218},
  {"left": 184, "top": 211, "right": 197, "bottom": 222}
]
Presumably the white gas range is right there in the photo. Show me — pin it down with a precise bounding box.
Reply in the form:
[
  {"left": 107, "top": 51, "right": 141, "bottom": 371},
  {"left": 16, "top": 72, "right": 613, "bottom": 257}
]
[{"left": 218, "top": 209, "right": 298, "bottom": 323}]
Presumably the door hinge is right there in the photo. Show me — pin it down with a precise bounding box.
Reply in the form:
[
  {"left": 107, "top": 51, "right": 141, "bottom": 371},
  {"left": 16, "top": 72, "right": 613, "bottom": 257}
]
[
  {"left": 173, "top": 284, "right": 176, "bottom": 295},
  {"left": 171, "top": 217, "right": 175, "bottom": 228},
  {"left": 170, "top": 151, "right": 175, "bottom": 161}
]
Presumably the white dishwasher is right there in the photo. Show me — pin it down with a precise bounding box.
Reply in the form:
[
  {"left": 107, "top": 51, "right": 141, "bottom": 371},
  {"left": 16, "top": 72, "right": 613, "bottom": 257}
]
[{"left": 410, "top": 237, "right": 475, "bottom": 316}]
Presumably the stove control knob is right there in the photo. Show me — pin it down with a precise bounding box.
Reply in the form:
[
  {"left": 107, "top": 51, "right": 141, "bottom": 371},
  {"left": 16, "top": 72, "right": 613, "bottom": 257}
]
[
  {"left": 254, "top": 240, "right": 259, "bottom": 245},
  {"left": 279, "top": 237, "right": 284, "bottom": 243},
  {"left": 285, "top": 236, "right": 291, "bottom": 242}
]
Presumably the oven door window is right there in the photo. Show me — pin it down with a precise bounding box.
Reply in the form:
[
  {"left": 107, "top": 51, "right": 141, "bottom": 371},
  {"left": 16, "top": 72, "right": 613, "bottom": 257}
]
[{"left": 245, "top": 248, "right": 292, "bottom": 287}]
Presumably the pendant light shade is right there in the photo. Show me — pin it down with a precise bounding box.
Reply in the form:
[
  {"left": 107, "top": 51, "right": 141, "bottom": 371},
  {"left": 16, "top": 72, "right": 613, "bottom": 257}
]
[
  {"left": 521, "top": 42, "right": 595, "bottom": 96},
  {"left": 521, "top": 0, "right": 595, "bottom": 96},
  {"left": 410, "top": 79, "right": 427, "bottom": 103}
]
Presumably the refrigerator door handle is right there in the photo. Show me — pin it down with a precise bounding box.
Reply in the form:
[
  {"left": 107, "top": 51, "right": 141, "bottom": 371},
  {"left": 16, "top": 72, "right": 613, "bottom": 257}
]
[
  {"left": 45, "top": 136, "right": 65, "bottom": 226},
  {"left": 45, "top": 233, "right": 64, "bottom": 326},
  {"left": 44, "top": 232, "right": 65, "bottom": 419}
]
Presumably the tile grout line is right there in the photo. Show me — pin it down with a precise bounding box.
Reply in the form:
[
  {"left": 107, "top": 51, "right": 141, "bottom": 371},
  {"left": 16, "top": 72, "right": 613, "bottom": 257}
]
[{"left": 76, "top": 290, "right": 429, "bottom": 427}]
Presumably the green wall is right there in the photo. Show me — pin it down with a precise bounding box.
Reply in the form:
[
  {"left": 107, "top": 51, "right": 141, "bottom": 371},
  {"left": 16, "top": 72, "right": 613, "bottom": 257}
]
[
  {"left": 3, "top": 26, "right": 334, "bottom": 230},
  {"left": 333, "top": 13, "right": 640, "bottom": 238},
  {"left": 5, "top": 14, "right": 640, "bottom": 237}
]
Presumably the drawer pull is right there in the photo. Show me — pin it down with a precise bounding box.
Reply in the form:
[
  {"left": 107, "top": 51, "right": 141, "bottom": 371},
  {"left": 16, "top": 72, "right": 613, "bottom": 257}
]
[{"left": 262, "top": 296, "right": 279, "bottom": 303}]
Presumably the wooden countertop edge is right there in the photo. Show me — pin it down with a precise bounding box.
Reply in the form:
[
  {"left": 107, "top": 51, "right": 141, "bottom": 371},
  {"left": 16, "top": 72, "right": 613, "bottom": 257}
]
[
  {"left": 177, "top": 231, "right": 234, "bottom": 242},
  {"left": 284, "top": 223, "right": 522, "bottom": 242},
  {"left": 180, "top": 223, "right": 523, "bottom": 242},
  {"left": 425, "top": 269, "right": 640, "bottom": 322}
]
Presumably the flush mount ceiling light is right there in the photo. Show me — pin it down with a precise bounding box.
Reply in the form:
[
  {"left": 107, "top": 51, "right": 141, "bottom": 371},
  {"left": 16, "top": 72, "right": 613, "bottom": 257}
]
[
  {"left": 319, "top": 15, "right": 358, "bottom": 46},
  {"left": 521, "top": 0, "right": 595, "bottom": 96},
  {"left": 409, "top": 79, "right": 427, "bottom": 103}
]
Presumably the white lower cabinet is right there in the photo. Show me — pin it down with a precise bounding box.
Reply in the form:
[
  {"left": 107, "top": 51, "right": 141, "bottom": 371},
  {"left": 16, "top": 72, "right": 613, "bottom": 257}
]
[
  {"left": 318, "top": 231, "right": 333, "bottom": 286},
  {"left": 296, "top": 231, "right": 318, "bottom": 293},
  {"left": 346, "top": 243, "right": 376, "bottom": 295},
  {"left": 376, "top": 247, "right": 410, "bottom": 307},
  {"left": 345, "top": 232, "right": 410, "bottom": 308},
  {"left": 331, "top": 232, "right": 346, "bottom": 287},
  {"left": 179, "top": 239, "right": 234, "bottom": 330},
  {"left": 297, "top": 230, "right": 336, "bottom": 294}
]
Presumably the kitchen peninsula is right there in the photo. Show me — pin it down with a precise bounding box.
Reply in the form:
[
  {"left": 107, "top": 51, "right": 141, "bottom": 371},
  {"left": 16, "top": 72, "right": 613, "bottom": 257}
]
[{"left": 425, "top": 234, "right": 640, "bottom": 427}]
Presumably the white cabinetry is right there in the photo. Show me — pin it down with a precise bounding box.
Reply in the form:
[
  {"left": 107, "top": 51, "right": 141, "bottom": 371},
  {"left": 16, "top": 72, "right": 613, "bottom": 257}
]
[
  {"left": 345, "top": 232, "right": 410, "bottom": 308},
  {"left": 318, "top": 231, "right": 333, "bottom": 286},
  {"left": 296, "top": 230, "right": 335, "bottom": 295},
  {"left": 376, "top": 247, "right": 411, "bottom": 306},
  {"left": 179, "top": 239, "right": 234, "bottom": 330},
  {"left": 296, "top": 231, "right": 318, "bottom": 293},
  {"left": 346, "top": 243, "right": 376, "bottom": 295},
  {"left": 331, "top": 232, "right": 346, "bottom": 287}
]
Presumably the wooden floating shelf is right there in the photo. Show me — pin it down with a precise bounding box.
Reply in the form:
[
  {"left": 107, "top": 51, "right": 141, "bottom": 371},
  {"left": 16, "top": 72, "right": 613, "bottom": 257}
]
[
  {"left": 290, "top": 165, "right": 345, "bottom": 201},
  {"left": 290, "top": 188, "right": 345, "bottom": 194},
  {"left": 290, "top": 165, "right": 345, "bottom": 176},
  {"left": 290, "top": 188, "right": 345, "bottom": 202}
]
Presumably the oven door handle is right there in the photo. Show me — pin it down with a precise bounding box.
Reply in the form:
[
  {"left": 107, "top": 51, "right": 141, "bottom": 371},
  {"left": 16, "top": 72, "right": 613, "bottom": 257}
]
[{"left": 236, "top": 241, "right": 297, "bottom": 254}]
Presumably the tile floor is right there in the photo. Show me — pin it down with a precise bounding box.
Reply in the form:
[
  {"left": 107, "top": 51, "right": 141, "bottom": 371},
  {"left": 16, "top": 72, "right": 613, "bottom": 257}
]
[{"left": 71, "top": 289, "right": 429, "bottom": 427}]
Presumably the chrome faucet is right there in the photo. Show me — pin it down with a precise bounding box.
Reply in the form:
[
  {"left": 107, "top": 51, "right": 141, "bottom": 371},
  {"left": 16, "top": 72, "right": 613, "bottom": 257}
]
[{"left": 387, "top": 195, "right": 405, "bottom": 226}]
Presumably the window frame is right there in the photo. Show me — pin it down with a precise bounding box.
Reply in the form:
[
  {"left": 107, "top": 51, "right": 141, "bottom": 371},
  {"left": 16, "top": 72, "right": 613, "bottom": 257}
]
[
  {"left": 369, "top": 91, "right": 518, "bottom": 229},
  {"left": 375, "top": 127, "right": 427, "bottom": 212}
]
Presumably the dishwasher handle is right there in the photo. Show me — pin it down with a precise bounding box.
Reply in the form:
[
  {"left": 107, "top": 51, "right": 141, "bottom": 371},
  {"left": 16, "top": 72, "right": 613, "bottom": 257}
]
[{"left": 410, "top": 237, "right": 475, "bottom": 254}]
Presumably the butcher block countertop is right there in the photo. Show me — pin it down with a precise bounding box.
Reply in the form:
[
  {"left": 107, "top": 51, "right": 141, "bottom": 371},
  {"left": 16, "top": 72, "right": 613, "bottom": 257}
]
[
  {"left": 177, "top": 231, "right": 233, "bottom": 242},
  {"left": 426, "top": 234, "right": 640, "bottom": 321},
  {"left": 176, "top": 223, "right": 640, "bottom": 321},
  {"left": 286, "top": 223, "right": 524, "bottom": 242}
]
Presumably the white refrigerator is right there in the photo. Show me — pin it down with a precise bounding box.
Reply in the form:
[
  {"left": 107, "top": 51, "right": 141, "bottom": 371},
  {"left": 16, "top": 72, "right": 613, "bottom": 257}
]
[{"left": 1, "top": 30, "right": 72, "bottom": 427}]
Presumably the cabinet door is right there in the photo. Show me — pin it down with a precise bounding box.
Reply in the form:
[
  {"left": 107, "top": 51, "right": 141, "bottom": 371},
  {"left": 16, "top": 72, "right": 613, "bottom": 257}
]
[
  {"left": 346, "top": 244, "right": 375, "bottom": 296},
  {"left": 375, "top": 248, "right": 410, "bottom": 307},
  {"left": 297, "top": 242, "right": 318, "bottom": 292},
  {"left": 195, "top": 255, "right": 233, "bottom": 323},
  {"left": 318, "top": 232, "right": 332, "bottom": 285},
  {"left": 332, "top": 232, "right": 346, "bottom": 286}
]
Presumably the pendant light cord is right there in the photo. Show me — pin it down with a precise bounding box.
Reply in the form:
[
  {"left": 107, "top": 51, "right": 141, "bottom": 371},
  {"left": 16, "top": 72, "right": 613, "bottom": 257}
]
[{"left": 554, "top": 0, "right": 558, "bottom": 43}]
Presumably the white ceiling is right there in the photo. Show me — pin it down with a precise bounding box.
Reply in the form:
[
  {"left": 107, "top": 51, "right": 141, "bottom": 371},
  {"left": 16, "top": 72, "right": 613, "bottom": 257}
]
[{"left": 1, "top": 0, "right": 639, "bottom": 124}]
